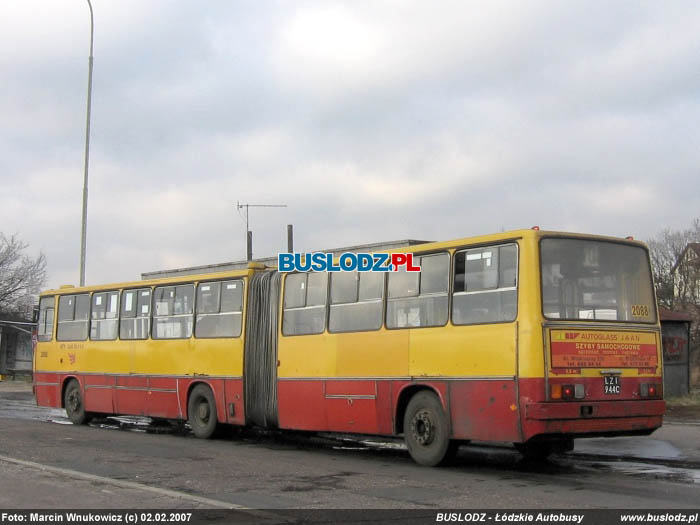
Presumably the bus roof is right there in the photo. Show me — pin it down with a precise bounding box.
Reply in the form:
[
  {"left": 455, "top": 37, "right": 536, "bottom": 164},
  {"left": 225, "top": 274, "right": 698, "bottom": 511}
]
[
  {"left": 41, "top": 229, "right": 647, "bottom": 296},
  {"left": 41, "top": 266, "right": 255, "bottom": 296},
  {"left": 377, "top": 228, "right": 647, "bottom": 256}
]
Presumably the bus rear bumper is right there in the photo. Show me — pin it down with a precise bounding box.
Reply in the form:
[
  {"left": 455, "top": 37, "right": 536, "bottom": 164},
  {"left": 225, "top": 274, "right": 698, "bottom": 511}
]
[
  {"left": 522, "top": 400, "right": 665, "bottom": 440},
  {"left": 526, "top": 400, "right": 665, "bottom": 420}
]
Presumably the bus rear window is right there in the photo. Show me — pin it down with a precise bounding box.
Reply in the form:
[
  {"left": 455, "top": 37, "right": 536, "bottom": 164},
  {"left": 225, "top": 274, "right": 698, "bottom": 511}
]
[{"left": 540, "top": 239, "right": 656, "bottom": 323}]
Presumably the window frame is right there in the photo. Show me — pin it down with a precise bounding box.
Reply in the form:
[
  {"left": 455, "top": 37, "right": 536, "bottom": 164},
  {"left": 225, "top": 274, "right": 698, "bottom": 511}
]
[
  {"left": 151, "top": 283, "right": 195, "bottom": 340},
  {"left": 119, "top": 287, "right": 152, "bottom": 340},
  {"left": 385, "top": 251, "right": 451, "bottom": 330},
  {"left": 281, "top": 272, "right": 329, "bottom": 337},
  {"left": 56, "top": 293, "right": 91, "bottom": 342},
  {"left": 538, "top": 236, "right": 657, "bottom": 325},
  {"left": 328, "top": 271, "right": 385, "bottom": 334},
  {"left": 90, "top": 290, "right": 120, "bottom": 341},
  {"left": 195, "top": 279, "right": 244, "bottom": 339},
  {"left": 37, "top": 296, "right": 55, "bottom": 342},
  {"left": 451, "top": 241, "right": 519, "bottom": 326}
]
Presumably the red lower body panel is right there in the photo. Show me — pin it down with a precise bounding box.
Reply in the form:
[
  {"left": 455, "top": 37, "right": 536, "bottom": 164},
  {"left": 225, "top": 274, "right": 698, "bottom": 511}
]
[
  {"left": 448, "top": 380, "right": 520, "bottom": 442},
  {"left": 33, "top": 373, "right": 665, "bottom": 444},
  {"left": 277, "top": 378, "right": 520, "bottom": 442},
  {"left": 33, "top": 372, "right": 244, "bottom": 425},
  {"left": 34, "top": 373, "right": 61, "bottom": 408},
  {"left": 84, "top": 374, "right": 115, "bottom": 413}
]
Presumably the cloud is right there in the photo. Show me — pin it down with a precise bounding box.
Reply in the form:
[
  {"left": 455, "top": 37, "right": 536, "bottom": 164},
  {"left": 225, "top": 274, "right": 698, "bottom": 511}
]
[{"left": 1, "top": 1, "right": 699, "bottom": 289}]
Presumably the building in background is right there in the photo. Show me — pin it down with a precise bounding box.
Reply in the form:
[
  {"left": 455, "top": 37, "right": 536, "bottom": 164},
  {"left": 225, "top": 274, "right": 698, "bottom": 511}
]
[
  {"left": 668, "top": 243, "right": 700, "bottom": 389},
  {"left": 659, "top": 308, "right": 692, "bottom": 397},
  {"left": 0, "top": 317, "right": 34, "bottom": 380}
]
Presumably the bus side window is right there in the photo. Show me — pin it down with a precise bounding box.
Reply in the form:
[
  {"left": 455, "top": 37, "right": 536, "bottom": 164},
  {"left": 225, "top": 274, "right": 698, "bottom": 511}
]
[
  {"left": 282, "top": 272, "right": 327, "bottom": 336},
  {"left": 386, "top": 253, "right": 449, "bottom": 329},
  {"left": 120, "top": 288, "right": 152, "bottom": 340},
  {"left": 329, "top": 271, "right": 384, "bottom": 333},
  {"left": 57, "top": 294, "right": 90, "bottom": 341},
  {"left": 452, "top": 243, "right": 518, "bottom": 325},
  {"left": 195, "top": 280, "right": 244, "bottom": 338},
  {"left": 91, "top": 291, "right": 119, "bottom": 341},
  {"left": 153, "top": 284, "right": 194, "bottom": 339},
  {"left": 37, "top": 296, "right": 55, "bottom": 342}
]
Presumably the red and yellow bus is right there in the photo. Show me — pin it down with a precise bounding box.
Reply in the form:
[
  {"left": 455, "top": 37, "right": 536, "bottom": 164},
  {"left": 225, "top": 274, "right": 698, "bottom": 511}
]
[{"left": 34, "top": 229, "right": 664, "bottom": 466}]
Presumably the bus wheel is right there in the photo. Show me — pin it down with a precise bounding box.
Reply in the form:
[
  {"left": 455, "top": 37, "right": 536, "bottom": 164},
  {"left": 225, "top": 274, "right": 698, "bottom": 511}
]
[
  {"left": 188, "top": 384, "right": 218, "bottom": 439},
  {"left": 403, "top": 391, "right": 453, "bottom": 466},
  {"left": 64, "top": 379, "right": 91, "bottom": 425}
]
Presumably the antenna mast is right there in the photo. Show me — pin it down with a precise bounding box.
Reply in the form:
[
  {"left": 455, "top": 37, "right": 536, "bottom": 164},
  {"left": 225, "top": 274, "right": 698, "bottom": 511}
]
[{"left": 236, "top": 201, "right": 287, "bottom": 261}]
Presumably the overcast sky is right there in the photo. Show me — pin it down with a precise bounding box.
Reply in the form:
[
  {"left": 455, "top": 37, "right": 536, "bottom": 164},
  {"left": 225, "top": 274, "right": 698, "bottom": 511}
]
[{"left": 2, "top": 1, "right": 699, "bottom": 290}]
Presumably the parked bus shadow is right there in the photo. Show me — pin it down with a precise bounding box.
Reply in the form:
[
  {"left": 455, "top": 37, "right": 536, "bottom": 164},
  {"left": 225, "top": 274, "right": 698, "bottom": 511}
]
[{"left": 84, "top": 414, "right": 574, "bottom": 475}]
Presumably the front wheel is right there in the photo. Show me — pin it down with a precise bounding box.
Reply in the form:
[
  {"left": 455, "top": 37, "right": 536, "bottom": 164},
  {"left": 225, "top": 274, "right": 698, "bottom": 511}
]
[
  {"left": 188, "top": 384, "right": 219, "bottom": 439},
  {"left": 63, "top": 379, "right": 91, "bottom": 425},
  {"left": 403, "top": 391, "right": 455, "bottom": 466}
]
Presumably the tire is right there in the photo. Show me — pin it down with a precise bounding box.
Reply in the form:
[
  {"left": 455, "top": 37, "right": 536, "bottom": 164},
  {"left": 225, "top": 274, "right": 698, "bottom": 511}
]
[
  {"left": 403, "top": 391, "right": 454, "bottom": 467},
  {"left": 188, "top": 384, "right": 218, "bottom": 439},
  {"left": 63, "top": 379, "right": 91, "bottom": 425}
]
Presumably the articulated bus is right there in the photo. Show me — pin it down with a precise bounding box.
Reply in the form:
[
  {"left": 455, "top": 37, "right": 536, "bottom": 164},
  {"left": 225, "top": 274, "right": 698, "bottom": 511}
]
[{"left": 33, "top": 229, "right": 664, "bottom": 466}]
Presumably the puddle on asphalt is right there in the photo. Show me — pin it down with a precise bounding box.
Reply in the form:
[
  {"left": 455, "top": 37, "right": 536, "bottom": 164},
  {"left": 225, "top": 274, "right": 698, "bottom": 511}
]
[
  {"left": 574, "top": 459, "right": 700, "bottom": 484},
  {"left": 574, "top": 436, "right": 684, "bottom": 461},
  {"left": 13, "top": 396, "right": 698, "bottom": 487},
  {"left": 321, "top": 436, "right": 700, "bottom": 485}
]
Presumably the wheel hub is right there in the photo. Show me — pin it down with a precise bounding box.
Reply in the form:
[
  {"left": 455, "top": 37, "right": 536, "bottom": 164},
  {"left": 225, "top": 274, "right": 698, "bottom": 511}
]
[
  {"left": 68, "top": 391, "right": 80, "bottom": 412},
  {"left": 197, "top": 401, "right": 210, "bottom": 422},
  {"left": 411, "top": 410, "right": 434, "bottom": 446}
]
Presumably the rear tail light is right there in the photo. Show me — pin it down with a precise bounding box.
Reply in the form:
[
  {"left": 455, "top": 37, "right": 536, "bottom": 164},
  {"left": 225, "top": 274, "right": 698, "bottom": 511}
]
[
  {"left": 551, "top": 384, "right": 562, "bottom": 399},
  {"left": 562, "top": 385, "right": 575, "bottom": 400},
  {"left": 640, "top": 383, "right": 662, "bottom": 398},
  {"left": 552, "top": 384, "right": 585, "bottom": 400}
]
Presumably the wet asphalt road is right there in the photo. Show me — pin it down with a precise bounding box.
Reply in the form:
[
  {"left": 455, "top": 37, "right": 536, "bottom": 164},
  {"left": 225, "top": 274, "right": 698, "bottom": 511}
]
[{"left": 0, "top": 385, "right": 699, "bottom": 510}]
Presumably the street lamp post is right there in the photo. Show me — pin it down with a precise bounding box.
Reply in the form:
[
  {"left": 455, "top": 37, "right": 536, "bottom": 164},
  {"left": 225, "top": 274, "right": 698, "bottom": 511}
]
[{"left": 79, "top": 0, "right": 94, "bottom": 287}]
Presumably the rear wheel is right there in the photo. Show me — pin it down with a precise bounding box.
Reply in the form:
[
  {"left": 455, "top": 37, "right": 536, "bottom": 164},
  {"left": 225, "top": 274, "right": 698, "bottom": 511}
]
[
  {"left": 403, "top": 391, "right": 454, "bottom": 466},
  {"left": 63, "top": 379, "right": 91, "bottom": 425},
  {"left": 188, "top": 384, "right": 218, "bottom": 439}
]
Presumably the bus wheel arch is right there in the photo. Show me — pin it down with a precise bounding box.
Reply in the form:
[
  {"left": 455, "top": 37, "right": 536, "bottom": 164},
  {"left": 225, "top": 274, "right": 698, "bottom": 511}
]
[
  {"left": 62, "top": 377, "right": 91, "bottom": 425},
  {"left": 395, "top": 385, "right": 447, "bottom": 434},
  {"left": 397, "top": 387, "right": 457, "bottom": 467},
  {"left": 186, "top": 382, "right": 219, "bottom": 439}
]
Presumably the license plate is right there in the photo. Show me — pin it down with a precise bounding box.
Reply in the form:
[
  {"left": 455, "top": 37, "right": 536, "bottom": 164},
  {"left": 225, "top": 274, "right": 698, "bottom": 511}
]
[{"left": 603, "top": 375, "right": 620, "bottom": 395}]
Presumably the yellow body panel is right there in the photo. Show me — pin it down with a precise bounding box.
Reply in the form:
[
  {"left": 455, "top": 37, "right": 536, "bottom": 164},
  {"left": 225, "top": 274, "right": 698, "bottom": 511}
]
[
  {"left": 35, "top": 338, "right": 244, "bottom": 377},
  {"left": 35, "top": 269, "right": 251, "bottom": 378},
  {"left": 408, "top": 323, "right": 517, "bottom": 377},
  {"left": 276, "top": 229, "right": 660, "bottom": 381},
  {"left": 278, "top": 329, "right": 410, "bottom": 378},
  {"left": 35, "top": 229, "right": 661, "bottom": 385}
]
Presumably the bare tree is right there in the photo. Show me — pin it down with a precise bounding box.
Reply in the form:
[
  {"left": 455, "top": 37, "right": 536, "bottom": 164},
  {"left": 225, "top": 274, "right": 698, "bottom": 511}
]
[
  {"left": 0, "top": 233, "right": 47, "bottom": 319},
  {"left": 648, "top": 218, "right": 700, "bottom": 388},
  {"left": 647, "top": 219, "right": 700, "bottom": 307}
]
